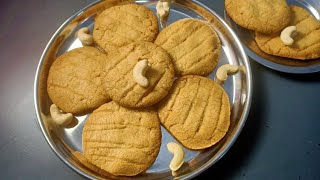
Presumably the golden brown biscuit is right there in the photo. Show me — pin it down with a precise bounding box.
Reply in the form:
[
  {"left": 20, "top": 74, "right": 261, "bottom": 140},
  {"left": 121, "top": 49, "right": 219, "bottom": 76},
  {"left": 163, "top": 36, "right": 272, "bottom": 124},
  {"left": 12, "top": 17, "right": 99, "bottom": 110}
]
[
  {"left": 103, "top": 42, "right": 175, "bottom": 108},
  {"left": 157, "top": 75, "right": 230, "bottom": 150},
  {"left": 225, "top": 0, "right": 290, "bottom": 34},
  {"left": 72, "top": 151, "right": 112, "bottom": 178},
  {"left": 47, "top": 47, "right": 111, "bottom": 115},
  {"left": 82, "top": 102, "right": 161, "bottom": 176},
  {"left": 93, "top": 4, "right": 159, "bottom": 52},
  {"left": 155, "top": 18, "right": 221, "bottom": 76},
  {"left": 255, "top": 6, "right": 320, "bottom": 60}
]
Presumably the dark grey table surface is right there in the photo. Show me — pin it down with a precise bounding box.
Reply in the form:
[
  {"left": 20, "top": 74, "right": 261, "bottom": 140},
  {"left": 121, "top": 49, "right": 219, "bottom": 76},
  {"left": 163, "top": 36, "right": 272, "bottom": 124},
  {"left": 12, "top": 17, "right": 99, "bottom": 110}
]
[{"left": 1, "top": 0, "right": 320, "bottom": 179}]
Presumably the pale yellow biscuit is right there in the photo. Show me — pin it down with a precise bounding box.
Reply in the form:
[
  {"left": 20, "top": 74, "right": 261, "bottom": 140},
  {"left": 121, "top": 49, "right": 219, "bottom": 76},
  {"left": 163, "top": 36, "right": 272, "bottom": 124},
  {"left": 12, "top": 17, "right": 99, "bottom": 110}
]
[
  {"left": 93, "top": 4, "right": 159, "bottom": 52},
  {"left": 82, "top": 102, "right": 161, "bottom": 176},
  {"left": 47, "top": 47, "right": 111, "bottom": 115},
  {"left": 157, "top": 75, "right": 230, "bottom": 150},
  {"left": 155, "top": 18, "right": 221, "bottom": 76},
  {"left": 225, "top": 0, "right": 290, "bottom": 34},
  {"left": 255, "top": 6, "right": 320, "bottom": 60},
  {"left": 103, "top": 42, "right": 175, "bottom": 108}
]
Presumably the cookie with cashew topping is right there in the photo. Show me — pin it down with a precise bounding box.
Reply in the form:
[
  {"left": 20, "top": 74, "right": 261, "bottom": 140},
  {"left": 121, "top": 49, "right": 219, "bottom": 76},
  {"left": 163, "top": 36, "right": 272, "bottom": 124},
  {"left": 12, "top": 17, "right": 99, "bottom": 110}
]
[
  {"left": 280, "top": 26, "right": 297, "bottom": 46},
  {"left": 158, "top": 75, "right": 230, "bottom": 150},
  {"left": 47, "top": 47, "right": 111, "bottom": 115},
  {"left": 255, "top": 6, "right": 320, "bottom": 60},
  {"left": 82, "top": 102, "right": 161, "bottom": 176},
  {"left": 133, "top": 59, "right": 151, "bottom": 87},
  {"left": 103, "top": 42, "right": 175, "bottom": 108}
]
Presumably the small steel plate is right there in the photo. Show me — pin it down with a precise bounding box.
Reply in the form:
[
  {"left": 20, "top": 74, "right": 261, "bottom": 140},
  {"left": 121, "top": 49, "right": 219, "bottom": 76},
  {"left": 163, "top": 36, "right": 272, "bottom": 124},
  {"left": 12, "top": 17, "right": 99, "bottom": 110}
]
[
  {"left": 224, "top": 0, "right": 320, "bottom": 74},
  {"left": 34, "top": 0, "right": 252, "bottom": 179}
]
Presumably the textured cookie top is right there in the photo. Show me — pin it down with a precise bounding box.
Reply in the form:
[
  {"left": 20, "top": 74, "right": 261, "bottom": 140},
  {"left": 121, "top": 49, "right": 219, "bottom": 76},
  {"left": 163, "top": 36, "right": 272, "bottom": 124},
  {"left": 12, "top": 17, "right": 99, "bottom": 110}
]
[
  {"left": 82, "top": 102, "right": 161, "bottom": 176},
  {"left": 103, "top": 42, "right": 175, "bottom": 108},
  {"left": 255, "top": 6, "right": 320, "bottom": 60},
  {"left": 93, "top": 4, "right": 159, "bottom": 52},
  {"left": 225, "top": 0, "right": 290, "bottom": 34},
  {"left": 47, "top": 47, "right": 110, "bottom": 115},
  {"left": 157, "top": 75, "right": 230, "bottom": 150},
  {"left": 155, "top": 18, "right": 221, "bottom": 76}
]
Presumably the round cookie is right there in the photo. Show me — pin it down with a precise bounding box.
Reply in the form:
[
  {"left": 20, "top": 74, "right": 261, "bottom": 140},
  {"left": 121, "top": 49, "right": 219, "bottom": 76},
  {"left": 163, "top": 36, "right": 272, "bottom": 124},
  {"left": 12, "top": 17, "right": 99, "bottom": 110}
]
[
  {"left": 103, "top": 42, "right": 175, "bottom": 108},
  {"left": 225, "top": 0, "right": 290, "bottom": 34},
  {"left": 93, "top": 4, "right": 159, "bottom": 52},
  {"left": 47, "top": 47, "right": 110, "bottom": 115},
  {"left": 82, "top": 102, "right": 161, "bottom": 176},
  {"left": 255, "top": 6, "right": 320, "bottom": 60},
  {"left": 157, "top": 75, "right": 230, "bottom": 150},
  {"left": 154, "top": 18, "right": 221, "bottom": 76}
]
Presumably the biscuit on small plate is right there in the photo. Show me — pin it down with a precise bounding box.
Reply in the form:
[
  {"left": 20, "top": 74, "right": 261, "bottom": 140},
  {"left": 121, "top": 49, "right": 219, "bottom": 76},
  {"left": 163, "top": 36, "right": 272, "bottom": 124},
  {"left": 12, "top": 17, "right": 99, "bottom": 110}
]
[
  {"left": 93, "top": 4, "right": 159, "bottom": 52},
  {"left": 255, "top": 6, "right": 320, "bottom": 60},
  {"left": 103, "top": 42, "right": 175, "bottom": 108},
  {"left": 47, "top": 47, "right": 110, "bottom": 115},
  {"left": 82, "top": 102, "right": 161, "bottom": 176},
  {"left": 155, "top": 18, "right": 221, "bottom": 76},
  {"left": 157, "top": 75, "right": 230, "bottom": 150},
  {"left": 225, "top": 0, "right": 290, "bottom": 34}
]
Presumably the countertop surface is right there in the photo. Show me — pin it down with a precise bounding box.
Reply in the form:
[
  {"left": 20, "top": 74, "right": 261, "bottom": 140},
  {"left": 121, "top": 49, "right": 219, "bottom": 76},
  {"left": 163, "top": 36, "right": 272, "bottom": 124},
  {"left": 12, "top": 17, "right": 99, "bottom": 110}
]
[{"left": 0, "top": 0, "right": 319, "bottom": 179}]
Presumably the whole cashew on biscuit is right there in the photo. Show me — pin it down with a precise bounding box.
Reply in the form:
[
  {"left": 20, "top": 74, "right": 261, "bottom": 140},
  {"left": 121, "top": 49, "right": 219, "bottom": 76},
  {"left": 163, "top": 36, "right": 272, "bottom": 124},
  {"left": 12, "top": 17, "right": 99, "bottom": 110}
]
[
  {"left": 133, "top": 59, "right": 151, "bottom": 87},
  {"left": 167, "top": 142, "right": 185, "bottom": 172},
  {"left": 50, "top": 104, "right": 73, "bottom": 126},
  {"left": 76, "top": 27, "right": 94, "bottom": 46},
  {"left": 214, "top": 64, "right": 240, "bottom": 85},
  {"left": 280, "top": 26, "right": 297, "bottom": 46}
]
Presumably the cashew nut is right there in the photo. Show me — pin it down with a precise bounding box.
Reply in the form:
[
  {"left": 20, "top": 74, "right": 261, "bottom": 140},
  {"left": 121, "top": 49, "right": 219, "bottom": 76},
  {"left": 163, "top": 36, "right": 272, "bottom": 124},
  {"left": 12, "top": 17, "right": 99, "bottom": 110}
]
[
  {"left": 50, "top": 104, "right": 73, "bottom": 126},
  {"left": 167, "top": 142, "right": 185, "bottom": 171},
  {"left": 214, "top": 64, "right": 240, "bottom": 85},
  {"left": 76, "top": 27, "right": 94, "bottom": 46},
  {"left": 133, "top": 59, "right": 151, "bottom": 87},
  {"left": 156, "top": 0, "right": 171, "bottom": 28},
  {"left": 280, "top": 26, "right": 297, "bottom": 46}
]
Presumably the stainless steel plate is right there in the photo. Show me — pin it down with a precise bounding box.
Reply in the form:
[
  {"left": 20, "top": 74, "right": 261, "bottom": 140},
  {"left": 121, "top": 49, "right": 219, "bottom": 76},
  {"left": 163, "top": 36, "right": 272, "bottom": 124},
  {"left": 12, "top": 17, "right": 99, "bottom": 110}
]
[
  {"left": 224, "top": 0, "right": 320, "bottom": 74},
  {"left": 34, "top": 0, "right": 252, "bottom": 179}
]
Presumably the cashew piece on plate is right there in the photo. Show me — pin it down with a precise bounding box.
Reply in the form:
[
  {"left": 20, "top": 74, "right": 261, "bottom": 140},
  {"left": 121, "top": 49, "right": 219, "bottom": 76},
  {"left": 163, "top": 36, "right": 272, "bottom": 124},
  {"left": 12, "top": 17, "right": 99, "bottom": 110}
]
[
  {"left": 167, "top": 142, "right": 185, "bottom": 172},
  {"left": 133, "top": 59, "right": 151, "bottom": 87},
  {"left": 280, "top": 26, "right": 297, "bottom": 46},
  {"left": 214, "top": 64, "right": 240, "bottom": 86},
  {"left": 50, "top": 104, "right": 73, "bottom": 126},
  {"left": 156, "top": 0, "right": 171, "bottom": 28},
  {"left": 76, "top": 27, "right": 94, "bottom": 46}
]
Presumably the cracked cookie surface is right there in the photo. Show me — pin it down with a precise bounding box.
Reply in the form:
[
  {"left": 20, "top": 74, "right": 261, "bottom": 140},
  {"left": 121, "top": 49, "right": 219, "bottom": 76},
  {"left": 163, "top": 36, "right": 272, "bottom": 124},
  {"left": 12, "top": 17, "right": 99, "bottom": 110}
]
[
  {"left": 82, "top": 102, "right": 161, "bottom": 176},
  {"left": 47, "top": 47, "right": 110, "bottom": 115},
  {"left": 93, "top": 3, "right": 158, "bottom": 53},
  {"left": 155, "top": 18, "right": 221, "bottom": 76},
  {"left": 225, "top": 0, "right": 290, "bottom": 34},
  {"left": 157, "top": 75, "right": 230, "bottom": 150},
  {"left": 255, "top": 6, "right": 320, "bottom": 60},
  {"left": 103, "top": 42, "right": 175, "bottom": 108}
]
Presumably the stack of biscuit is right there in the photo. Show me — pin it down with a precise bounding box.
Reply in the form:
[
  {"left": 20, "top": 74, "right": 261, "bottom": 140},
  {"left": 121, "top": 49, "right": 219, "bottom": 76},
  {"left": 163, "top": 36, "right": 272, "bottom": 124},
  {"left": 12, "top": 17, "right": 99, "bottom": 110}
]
[
  {"left": 225, "top": 0, "right": 320, "bottom": 60},
  {"left": 47, "top": 3, "right": 233, "bottom": 177}
]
